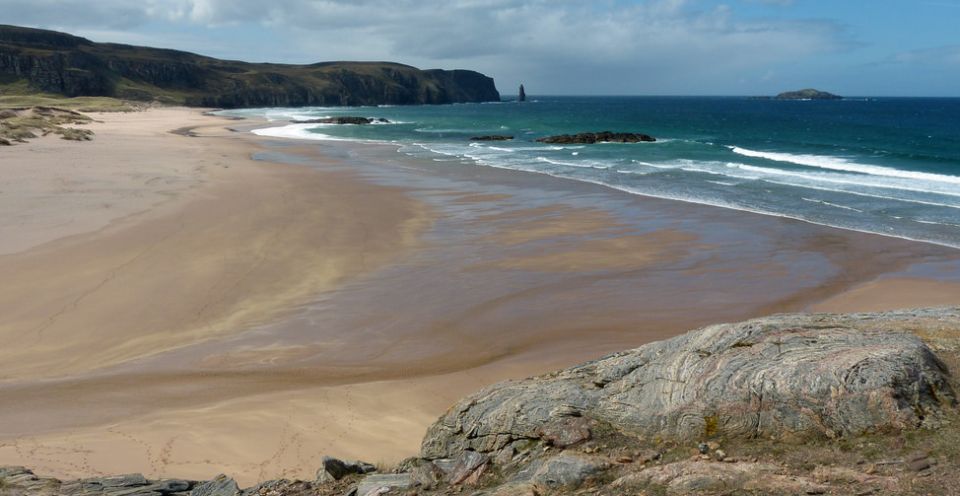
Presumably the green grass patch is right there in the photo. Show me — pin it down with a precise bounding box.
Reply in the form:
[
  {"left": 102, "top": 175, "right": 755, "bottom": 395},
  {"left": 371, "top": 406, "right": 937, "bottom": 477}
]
[{"left": 0, "top": 94, "right": 136, "bottom": 112}]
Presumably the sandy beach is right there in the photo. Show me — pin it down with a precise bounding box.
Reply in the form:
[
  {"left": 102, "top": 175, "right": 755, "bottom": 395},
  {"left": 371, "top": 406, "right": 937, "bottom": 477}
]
[{"left": 3, "top": 108, "right": 960, "bottom": 485}]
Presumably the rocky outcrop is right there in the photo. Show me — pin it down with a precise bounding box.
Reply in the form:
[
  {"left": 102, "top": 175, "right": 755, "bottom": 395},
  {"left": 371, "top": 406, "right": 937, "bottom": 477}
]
[
  {"left": 775, "top": 88, "right": 842, "bottom": 100},
  {"left": 423, "top": 309, "right": 957, "bottom": 459},
  {"left": 2, "top": 309, "right": 959, "bottom": 495},
  {"left": 536, "top": 131, "right": 656, "bottom": 144},
  {"left": 0, "top": 466, "right": 200, "bottom": 496},
  {"left": 190, "top": 475, "right": 237, "bottom": 496},
  {"left": 469, "top": 135, "right": 513, "bottom": 141},
  {"left": 0, "top": 25, "right": 500, "bottom": 108},
  {"left": 291, "top": 117, "right": 389, "bottom": 125},
  {"left": 316, "top": 456, "right": 375, "bottom": 482}
]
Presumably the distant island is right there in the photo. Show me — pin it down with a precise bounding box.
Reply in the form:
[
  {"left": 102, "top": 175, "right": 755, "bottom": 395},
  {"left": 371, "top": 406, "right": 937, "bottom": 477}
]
[
  {"left": 774, "top": 88, "right": 842, "bottom": 100},
  {"left": 0, "top": 25, "right": 500, "bottom": 108}
]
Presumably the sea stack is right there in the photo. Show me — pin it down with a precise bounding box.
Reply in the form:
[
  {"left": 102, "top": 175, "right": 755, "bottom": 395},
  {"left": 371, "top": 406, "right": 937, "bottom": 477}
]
[{"left": 519, "top": 84, "right": 526, "bottom": 102}]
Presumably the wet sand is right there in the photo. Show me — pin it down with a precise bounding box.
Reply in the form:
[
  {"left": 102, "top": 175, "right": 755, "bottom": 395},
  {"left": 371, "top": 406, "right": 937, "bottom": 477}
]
[{"left": 2, "top": 109, "right": 960, "bottom": 484}]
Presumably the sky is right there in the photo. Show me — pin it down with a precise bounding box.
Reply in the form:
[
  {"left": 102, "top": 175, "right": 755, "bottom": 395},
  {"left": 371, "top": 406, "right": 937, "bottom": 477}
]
[{"left": 1, "top": 0, "right": 959, "bottom": 96}]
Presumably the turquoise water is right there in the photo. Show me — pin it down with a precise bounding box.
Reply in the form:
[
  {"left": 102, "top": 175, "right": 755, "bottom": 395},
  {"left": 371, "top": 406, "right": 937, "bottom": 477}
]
[{"left": 226, "top": 96, "right": 960, "bottom": 248}]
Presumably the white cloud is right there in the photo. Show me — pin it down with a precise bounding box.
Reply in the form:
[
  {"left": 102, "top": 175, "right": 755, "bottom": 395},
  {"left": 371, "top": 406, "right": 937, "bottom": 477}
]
[{"left": 887, "top": 45, "right": 960, "bottom": 66}]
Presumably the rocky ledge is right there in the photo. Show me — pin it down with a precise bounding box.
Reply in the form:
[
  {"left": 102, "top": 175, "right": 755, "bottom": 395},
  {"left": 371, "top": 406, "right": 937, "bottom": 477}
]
[
  {"left": 290, "top": 117, "right": 390, "bottom": 125},
  {"left": 469, "top": 135, "right": 513, "bottom": 141},
  {"left": 536, "top": 131, "right": 655, "bottom": 144},
  {"left": 3, "top": 309, "right": 959, "bottom": 495}
]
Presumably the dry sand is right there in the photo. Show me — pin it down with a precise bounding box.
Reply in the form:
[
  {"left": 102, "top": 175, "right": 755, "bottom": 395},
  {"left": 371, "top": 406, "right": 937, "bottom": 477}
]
[
  {"left": 2, "top": 107, "right": 959, "bottom": 486},
  {"left": 0, "top": 109, "right": 429, "bottom": 380},
  {"left": 809, "top": 277, "right": 960, "bottom": 313}
]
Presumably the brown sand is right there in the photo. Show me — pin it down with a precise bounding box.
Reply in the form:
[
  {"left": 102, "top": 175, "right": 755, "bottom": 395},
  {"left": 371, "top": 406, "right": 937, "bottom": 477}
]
[
  {"left": 481, "top": 230, "right": 698, "bottom": 272},
  {"left": 0, "top": 109, "right": 429, "bottom": 380},
  {"left": 809, "top": 277, "right": 960, "bottom": 313},
  {"left": 2, "top": 108, "right": 959, "bottom": 486}
]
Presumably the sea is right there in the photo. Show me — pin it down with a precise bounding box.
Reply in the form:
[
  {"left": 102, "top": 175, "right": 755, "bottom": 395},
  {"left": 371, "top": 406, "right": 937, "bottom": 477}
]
[{"left": 223, "top": 96, "right": 960, "bottom": 248}]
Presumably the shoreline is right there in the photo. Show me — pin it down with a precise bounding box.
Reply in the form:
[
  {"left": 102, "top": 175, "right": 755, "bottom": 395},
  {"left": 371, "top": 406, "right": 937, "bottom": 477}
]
[
  {"left": 250, "top": 117, "right": 960, "bottom": 252},
  {"left": 2, "top": 108, "right": 960, "bottom": 485}
]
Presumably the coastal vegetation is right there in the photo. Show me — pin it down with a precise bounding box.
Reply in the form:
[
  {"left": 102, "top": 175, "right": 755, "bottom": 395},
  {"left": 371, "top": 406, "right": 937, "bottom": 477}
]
[{"left": 0, "top": 105, "right": 95, "bottom": 145}]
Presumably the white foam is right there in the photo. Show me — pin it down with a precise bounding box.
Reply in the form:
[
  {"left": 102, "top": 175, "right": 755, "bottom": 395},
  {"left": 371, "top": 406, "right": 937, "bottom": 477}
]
[
  {"left": 251, "top": 124, "right": 383, "bottom": 143},
  {"left": 801, "top": 197, "right": 865, "bottom": 213},
  {"left": 915, "top": 219, "right": 960, "bottom": 228},
  {"left": 414, "top": 128, "right": 487, "bottom": 133},
  {"left": 535, "top": 156, "right": 612, "bottom": 169},
  {"left": 729, "top": 162, "right": 960, "bottom": 200},
  {"left": 729, "top": 146, "right": 960, "bottom": 186}
]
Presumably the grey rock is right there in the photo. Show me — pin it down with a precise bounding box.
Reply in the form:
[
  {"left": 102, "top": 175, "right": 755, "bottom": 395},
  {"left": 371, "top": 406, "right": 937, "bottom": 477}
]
[
  {"left": 87, "top": 474, "right": 149, "bottom": 488},
  {"left": 0, "top": 468, "right": 60, "bottom": 496},
  {"left": 0, "top": 466, "right": 32, "bottom": 478},
  {"left": 317, "top": 456, "right": 376, "bottom": 482},
  {"left": 189, "top": 475, "right": 238, "bottom": 496},
  {"left": 423, "top": 309, "right": 958, "bottom": 458},
  {"left": 493, "top": 446, "right": 516, "bottom": 467},
  {"left": 431, "top": 458, "right": 456, "bottom": 475},
  {"left": 443, "top": 451, "right": 488, "bottom": 485},
  {"left": 537, "top": 417, "right": 591, "bottom": 448},
  {"left": 239, "top": 479, "right": 312, "bottom": 496},
  {"left": 152, "top": 480, "right": 194, "bottom": 494},
  {"left": 615, "top": 460, "right": 829, "bottom": 495},
  {"left": 395, "top": 459, "right": 442, "bottom": 489},
  {"left": 355, "top": 474, "right": 413, "bottom": 496},
  {"left": 528, "top": 453, "right": 606, "bottom": 489}
]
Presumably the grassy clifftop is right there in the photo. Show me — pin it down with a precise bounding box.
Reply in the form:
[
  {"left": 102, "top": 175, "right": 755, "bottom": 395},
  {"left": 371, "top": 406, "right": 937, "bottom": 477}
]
[{"left": 0, "top": 25, "right": 500, "bottom": 108}]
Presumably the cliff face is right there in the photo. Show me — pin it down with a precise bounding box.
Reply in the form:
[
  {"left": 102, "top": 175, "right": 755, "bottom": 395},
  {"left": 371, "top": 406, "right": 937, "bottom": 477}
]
[{"left": 0, "top": 25, "right": 500, "bottom": 108}]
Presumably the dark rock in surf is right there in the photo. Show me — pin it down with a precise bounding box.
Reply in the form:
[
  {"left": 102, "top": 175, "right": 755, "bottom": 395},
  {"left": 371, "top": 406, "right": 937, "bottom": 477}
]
[
  {"left": 469, "top": 135, "right": 513, "bottom": 141},
  {"left": 290, "top": 116, "right": 389, "bottom": 125},
  {"left": 536, "top": 131, "right": 655, "bottom": 144}
]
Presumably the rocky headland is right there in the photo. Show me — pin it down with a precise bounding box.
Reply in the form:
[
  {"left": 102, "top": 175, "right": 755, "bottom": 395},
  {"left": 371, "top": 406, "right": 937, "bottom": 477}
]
[
  {"left": 0, "top": 25, "right": 500, "bottom": 108},
  {"left": 3, "top": 308, "right": 959, "bottom": 495},
  {"left": 536, "top": 132, "right": 656, "bottom": 144}
]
